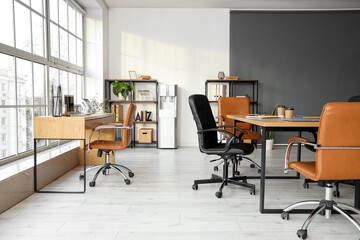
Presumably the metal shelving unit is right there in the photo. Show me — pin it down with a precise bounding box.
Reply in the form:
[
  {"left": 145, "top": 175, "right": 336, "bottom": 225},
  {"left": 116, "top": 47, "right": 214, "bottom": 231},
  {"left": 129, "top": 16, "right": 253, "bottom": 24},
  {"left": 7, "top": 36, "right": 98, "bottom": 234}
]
[
  {"left": 205, "top": 79, "right": 259, "bottom": 113},
  {"left": 104, "top": 79, "right": 158, "bottom": 148}
]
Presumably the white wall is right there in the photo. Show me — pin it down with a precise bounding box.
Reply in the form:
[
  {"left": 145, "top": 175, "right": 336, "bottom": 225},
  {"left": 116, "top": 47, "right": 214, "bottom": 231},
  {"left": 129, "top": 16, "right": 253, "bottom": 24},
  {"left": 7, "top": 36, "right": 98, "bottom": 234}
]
[{"left": 108, "top": 8, "right": 229, "bottom": 146}]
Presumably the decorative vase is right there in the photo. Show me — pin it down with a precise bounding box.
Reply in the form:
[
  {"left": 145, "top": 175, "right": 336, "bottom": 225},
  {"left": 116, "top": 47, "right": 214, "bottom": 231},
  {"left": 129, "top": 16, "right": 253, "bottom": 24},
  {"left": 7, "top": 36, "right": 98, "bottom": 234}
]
[
  {"left": 118, "top": 94, "right": 126, "bottom": 100},
  {"left": 218, "top": 71, "right": 225, "bottom": 80},
  {"left": 266, "top": 139, "right": 274, "bottom": 150}
]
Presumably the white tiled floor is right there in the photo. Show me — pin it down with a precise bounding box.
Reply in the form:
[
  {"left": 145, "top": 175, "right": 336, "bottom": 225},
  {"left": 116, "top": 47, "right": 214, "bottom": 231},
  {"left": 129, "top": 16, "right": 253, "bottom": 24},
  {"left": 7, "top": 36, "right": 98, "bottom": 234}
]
[{"left": 0, "top": 146, "right": 358, "bottom": 240}]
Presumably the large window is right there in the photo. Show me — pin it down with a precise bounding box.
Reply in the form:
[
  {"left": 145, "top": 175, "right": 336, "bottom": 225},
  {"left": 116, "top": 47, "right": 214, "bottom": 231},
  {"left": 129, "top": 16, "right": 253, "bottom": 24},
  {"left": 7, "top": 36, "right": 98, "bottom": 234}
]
[{"left": 0, "top": 0, "right": 85, "bottom": 162}]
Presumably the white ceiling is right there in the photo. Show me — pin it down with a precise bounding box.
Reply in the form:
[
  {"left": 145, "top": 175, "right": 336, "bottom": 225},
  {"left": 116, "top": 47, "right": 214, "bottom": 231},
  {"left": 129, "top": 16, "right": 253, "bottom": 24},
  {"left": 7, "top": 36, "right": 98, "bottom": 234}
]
[{"left": 103, "top": 0, "right": 360, "bottom": 9}]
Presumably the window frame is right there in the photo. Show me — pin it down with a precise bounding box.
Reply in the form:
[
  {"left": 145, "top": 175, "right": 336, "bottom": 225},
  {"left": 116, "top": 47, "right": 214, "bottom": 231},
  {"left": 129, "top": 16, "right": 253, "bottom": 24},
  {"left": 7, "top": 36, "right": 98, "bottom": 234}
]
[{"left": 0, "top": 0, "right": 85, "bottom": 165}]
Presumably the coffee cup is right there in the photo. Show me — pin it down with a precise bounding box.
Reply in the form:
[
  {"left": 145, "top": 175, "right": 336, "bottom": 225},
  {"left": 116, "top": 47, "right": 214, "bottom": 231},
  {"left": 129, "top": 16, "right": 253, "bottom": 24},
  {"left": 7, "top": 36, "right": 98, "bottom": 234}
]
[
  {"left": 277, "top": 105, "right": 285, "bottom": 117},
  {"left": 285, "top": 107, "right": 294, "bottom": 118}
]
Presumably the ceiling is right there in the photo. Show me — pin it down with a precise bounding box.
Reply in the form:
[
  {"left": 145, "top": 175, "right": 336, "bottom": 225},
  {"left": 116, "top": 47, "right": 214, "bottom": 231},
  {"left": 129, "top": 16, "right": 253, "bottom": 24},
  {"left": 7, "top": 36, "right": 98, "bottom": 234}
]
[{"left": 103, "top": 0, "right": 360, "bottom": 9}]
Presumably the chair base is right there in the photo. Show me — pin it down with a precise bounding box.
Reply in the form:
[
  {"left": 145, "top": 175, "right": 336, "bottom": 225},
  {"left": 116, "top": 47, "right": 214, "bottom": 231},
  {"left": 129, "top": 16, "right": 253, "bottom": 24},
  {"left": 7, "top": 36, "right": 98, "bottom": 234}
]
[
  {"left": 281, "top": 182, "right": 360, "bottom": 239},
  {"left": 213, "top": 155, "right": 261, "bottom": 174},
  {"left": 193, "top": 158, "right": 256, "bottom": 198},
  {"left": 79, "top": 150, "right": 134, "bottom": 187}
]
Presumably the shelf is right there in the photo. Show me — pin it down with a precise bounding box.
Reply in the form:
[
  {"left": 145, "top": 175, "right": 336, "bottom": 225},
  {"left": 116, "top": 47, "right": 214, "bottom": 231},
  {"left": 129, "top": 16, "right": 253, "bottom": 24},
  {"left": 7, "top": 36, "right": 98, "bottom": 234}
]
[
  {"left": 107, "top": 100, "right": 157, "bottom": 103},
  {"left": 133, "top": 141, "right": 157, "bottom": 145},
  {"left": 206, "top": 79, "right": 258, "bottom": 83},
  {"left": 209, "top": 100, "right": 257, "bottom": 103},
  {"left": 105, "top": 79, "right": 158, "bottom": 83},
  {"left": 134, "top": 121, "right": 157, "bottom": 124}
]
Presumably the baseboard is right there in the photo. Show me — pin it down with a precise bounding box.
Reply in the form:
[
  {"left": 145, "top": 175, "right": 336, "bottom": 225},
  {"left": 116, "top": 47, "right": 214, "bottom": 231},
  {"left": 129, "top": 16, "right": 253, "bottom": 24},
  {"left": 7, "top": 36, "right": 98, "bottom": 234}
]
[{"left": 0, "top": 148, "right": 79, "bottom": 214}]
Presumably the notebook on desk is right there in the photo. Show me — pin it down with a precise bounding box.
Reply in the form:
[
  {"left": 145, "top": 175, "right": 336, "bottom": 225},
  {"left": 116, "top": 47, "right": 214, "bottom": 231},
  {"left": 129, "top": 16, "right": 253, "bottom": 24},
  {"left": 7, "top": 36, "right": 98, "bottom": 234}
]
[{"left": 282, "top": 117, "right": 320, "bottom": 122}]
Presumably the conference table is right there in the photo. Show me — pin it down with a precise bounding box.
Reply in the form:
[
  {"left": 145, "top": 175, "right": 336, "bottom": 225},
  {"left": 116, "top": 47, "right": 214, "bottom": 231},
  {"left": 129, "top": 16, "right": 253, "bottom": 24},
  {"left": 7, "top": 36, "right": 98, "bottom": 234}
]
[{"left": 227, "top": 115, "right": 360, "bottom": 214}]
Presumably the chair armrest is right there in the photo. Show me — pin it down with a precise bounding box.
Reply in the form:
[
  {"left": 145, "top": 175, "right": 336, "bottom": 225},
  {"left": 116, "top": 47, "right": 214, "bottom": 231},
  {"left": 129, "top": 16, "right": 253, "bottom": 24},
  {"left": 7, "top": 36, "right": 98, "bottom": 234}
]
[
  {"left": 217, "top": 125, "right": 248, "bottom": 139},
  {"left": 88, "top": 124, "right": 132, "bottom": 152},
  {"left": 198, "top": 128, "right": 237, "bottom": 153},
  {"left": 284, "top": 138, "right": 317, "bottom": 173}
]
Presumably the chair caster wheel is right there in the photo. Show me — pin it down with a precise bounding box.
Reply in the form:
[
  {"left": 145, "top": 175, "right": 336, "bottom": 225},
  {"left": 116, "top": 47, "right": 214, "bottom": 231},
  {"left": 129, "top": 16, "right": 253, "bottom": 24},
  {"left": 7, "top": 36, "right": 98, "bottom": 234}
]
[
  {"left": 249, "top": 189, "right": 255, "bottom": 195},
  {"left": 333, "top": 190, "right": 340, "bottom": 198},
  {"left": 250, "top": 164, "right": 255, "bottom": 168},
  {"left": 214, "top": 166, "right": 218, "bottom": 171},
  {"left": 303, "top": 183, "right": 309, "bottom": 189},
  {"left": 215, "top": 191, "right": 222, "bottom": 198},
  {"left": 124, "top": 179, "right": 131, "bottom": 185},
  {"left": 296, "top": 229, "right": 307, "bottom": 239},
  {"left": 89, "top": 181, "right": 95, "bottom": 187},
  {"left": 257, "top": 169, "right": 261, "bottom": 174},
  {"left": 234, "top": 171, "right": 240, "bottom": 176},
  {"left": 281, "top": 211, "right": 289, "bottom": 220},
  {"left": 319, "top": 209, "right": 325, "bottom": 216},
  {"left": 79, "top": 174, "right": 84, "bottom": 180},
  {"left": 128, "top": 172, "right": 134, "bottom": 178},
  {"left": 192, "top": 184, "right": 198, "bottom": 190},
  {"left": 102, "top": 169, "right": 109, "bottom": 175}
]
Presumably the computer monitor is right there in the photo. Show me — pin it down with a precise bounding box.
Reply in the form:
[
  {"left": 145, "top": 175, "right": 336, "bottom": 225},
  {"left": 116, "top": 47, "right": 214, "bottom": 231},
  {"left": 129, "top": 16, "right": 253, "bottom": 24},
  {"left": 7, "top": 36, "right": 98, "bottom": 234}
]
[{"left": 64, "top": 95, "right": 74, "bottom": 113}]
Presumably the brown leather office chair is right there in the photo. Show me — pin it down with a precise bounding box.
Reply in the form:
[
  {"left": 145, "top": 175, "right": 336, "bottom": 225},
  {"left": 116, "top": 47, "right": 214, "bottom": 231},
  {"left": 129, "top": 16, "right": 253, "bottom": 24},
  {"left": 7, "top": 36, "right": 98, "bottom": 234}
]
[
  {"left": 80, "top": 103, "right": 136, "bottom": 187},
  {"left": 282, "top": 102, "right": 360, "bottom": 239},
  {"left": 216, "top": 97, "right": 262, "bottom": 173}
]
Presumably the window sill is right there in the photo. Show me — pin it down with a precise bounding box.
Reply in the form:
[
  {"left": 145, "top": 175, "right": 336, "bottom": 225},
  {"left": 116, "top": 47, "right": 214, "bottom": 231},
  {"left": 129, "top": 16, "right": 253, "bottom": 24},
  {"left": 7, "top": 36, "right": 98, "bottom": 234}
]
[{"left": 0, "top": 141, "right": 79, "bottom": 181}]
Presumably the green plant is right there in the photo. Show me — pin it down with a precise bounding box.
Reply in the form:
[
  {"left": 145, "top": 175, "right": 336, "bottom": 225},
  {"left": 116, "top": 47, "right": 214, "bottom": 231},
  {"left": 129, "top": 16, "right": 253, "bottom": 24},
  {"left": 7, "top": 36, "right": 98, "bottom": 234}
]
[
  {"left": 265, "top": 103, "right": 279, "bottom": 140},
  {"left": 91, "top": 97, "right": 111, "bottom": 113},
  {"left": 112, "top": 81, "right": 135, "bottom": 99}
]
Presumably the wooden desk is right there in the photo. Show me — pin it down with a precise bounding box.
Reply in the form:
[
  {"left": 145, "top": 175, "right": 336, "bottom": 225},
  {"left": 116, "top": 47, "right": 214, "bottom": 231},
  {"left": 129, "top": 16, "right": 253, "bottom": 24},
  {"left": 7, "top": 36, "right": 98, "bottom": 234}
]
[
  {"left": 227, "top": 115, "right": 319, "bottom": 214},
  {"left": 33, "top": 113, "right": 115, "bottom": 193}
]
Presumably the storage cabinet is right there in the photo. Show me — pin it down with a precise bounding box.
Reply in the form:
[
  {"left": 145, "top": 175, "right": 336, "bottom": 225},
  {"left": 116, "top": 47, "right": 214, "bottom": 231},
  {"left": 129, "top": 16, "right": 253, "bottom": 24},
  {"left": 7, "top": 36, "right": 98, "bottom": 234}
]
[{"left": 104, "top": 79, "right": 158, "bottom": 148}]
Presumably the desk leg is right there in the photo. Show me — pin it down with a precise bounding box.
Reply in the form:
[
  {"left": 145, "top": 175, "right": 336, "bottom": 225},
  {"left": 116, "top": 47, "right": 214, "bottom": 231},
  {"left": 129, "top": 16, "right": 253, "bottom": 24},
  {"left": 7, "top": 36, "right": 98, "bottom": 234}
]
[
  {"left": 34, "top": 139, "right": 37, "bottom": 192},
  {"left": 83, "top": 139, "right": 86, "bottom": 193},
  {"left": 260, "top": 127, "right": 267, "bottom": 213},
  {"left": 355, "top": 181, "right": 360, "bottom": 209}
]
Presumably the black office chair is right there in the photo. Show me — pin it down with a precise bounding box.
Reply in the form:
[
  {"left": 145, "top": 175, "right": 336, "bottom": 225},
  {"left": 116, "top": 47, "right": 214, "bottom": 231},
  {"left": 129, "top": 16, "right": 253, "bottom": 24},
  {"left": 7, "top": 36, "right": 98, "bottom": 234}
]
[
  {"left": 301, "top": 95, "right": 360, "bottom": 196},
  {"left": 189, "top": 94, "right": 255, "bottom": 198}
]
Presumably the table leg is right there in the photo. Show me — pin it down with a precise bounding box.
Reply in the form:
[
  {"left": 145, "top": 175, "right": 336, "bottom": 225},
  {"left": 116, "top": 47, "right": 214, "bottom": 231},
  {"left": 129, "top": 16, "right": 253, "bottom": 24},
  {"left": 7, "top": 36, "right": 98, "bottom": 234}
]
[
  {"left": 296, "top": 131, "right": 302, "bottom": 178},
  {"left": 34, "top": 139, "right": 37, "bottom": 192},
  {"left": 260, "top": 127, "right": 267, "bottom": 213}
]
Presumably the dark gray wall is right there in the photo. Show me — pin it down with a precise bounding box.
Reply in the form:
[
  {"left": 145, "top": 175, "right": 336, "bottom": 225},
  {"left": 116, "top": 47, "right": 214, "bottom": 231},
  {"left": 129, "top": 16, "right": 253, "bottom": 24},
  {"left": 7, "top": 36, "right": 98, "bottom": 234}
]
[{"left": 230, "top": 11, "right": 360, "bottom": 143}]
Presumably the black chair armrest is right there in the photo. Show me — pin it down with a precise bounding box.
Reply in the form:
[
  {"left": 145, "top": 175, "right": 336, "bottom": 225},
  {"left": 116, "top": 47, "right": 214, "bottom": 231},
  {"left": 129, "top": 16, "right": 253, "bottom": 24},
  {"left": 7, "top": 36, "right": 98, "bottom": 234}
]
[
  {"left": 217, "top": 125, "right": 248, "bottom": 139},
  {"left": 197, "top": 128, "right": 237, "bottom": 153}
]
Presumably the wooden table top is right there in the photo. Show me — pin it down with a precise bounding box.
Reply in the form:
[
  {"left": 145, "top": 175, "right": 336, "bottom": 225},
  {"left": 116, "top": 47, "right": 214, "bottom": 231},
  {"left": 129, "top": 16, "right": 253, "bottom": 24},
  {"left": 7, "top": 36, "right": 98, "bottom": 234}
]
[
  {"left": 227, "top": 115, "right": 320, "bottom": 128},
  {"left": 34, "top": 113, "right": 114, "bottom": 121}
]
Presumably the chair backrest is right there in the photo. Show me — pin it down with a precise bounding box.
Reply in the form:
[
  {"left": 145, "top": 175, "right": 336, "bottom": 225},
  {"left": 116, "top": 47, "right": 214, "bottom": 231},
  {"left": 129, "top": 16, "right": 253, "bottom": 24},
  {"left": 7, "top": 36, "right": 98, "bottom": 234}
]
[
  {"left": 121, "top": 103, "right": 136, "bottom": 148},
  {"left": 348, "top": 95, "right": 360, "bottom": 102},
  {"left": 188, "top": 94, "right": 218, "bottom": 150},
  {"left": 315, "top": 102, "right": 360, "bottom": 180},
  {"left": 218, "top": 97, "right": 251, "bottom": 131}
]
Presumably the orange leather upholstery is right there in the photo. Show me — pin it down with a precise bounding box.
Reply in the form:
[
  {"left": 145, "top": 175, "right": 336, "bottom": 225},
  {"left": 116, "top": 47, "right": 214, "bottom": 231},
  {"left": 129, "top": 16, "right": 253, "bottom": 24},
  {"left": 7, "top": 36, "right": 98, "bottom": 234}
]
[
  {"left": 289, "top": 102, "right": 360, "bottom": 181},
  {"left": 218, "top": 97, "right": 261, "bottom": 140},
  {"left": 89, "top": 103, "right": 136, "bottom": 151}
]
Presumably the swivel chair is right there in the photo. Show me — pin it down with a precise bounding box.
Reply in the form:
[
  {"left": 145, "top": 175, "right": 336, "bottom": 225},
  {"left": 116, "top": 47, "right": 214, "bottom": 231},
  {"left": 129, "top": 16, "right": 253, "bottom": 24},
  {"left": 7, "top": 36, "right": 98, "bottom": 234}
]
[
  {"left": 189, "top": 94, "right": 255, "bottom": 198},
  {"left": 281, "top": 102, "right": 360, "bottom": 239},
  {"left": 80, "top": 103, "right": 136, "bottom": 187},
  {"left": 215, "top": 97, "right": 262, "bottom": 174}
]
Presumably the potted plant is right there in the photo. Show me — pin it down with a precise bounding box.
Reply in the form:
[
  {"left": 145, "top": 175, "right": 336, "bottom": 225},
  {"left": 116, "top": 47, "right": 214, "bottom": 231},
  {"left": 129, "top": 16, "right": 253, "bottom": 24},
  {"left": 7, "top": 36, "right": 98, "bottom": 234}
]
[
  {"left": 91, "top": 97, "right": 111, "bottom": 113},
  {"left": 112, "top": 81, "right": 135, "bottom": 100},
  {"left": 265, "top": 103, "right": 279, "bottom": 150}
]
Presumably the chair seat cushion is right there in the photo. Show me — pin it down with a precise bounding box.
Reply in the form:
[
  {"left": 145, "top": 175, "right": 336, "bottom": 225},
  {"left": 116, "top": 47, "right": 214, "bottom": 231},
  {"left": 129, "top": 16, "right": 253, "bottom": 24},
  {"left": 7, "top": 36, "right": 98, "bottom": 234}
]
[
  {"left": 89, "top": 140, "right": 126, "bottom": 151},
  {"left": 289, "top": 161, "right": 316, "bottom": 180},
  {"left": 205, "top": 142, "right": 254, "bottom": 155}
]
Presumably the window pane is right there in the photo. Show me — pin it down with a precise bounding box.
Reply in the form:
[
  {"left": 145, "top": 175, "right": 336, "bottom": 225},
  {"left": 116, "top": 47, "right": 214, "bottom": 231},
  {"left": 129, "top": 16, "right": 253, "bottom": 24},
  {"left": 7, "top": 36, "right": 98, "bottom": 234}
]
[
  {"left": 59, "top": 70, "right": 68, "bottom": 95},
  {"left": 50, "top": 23, "right": 59, "bottom": 58},
  {"left": 17, "top": 107, "right": 33, "bottom": 153},
  {"left": 50, "top": 0, "right": 58, "bottom": 23},
  {"left": 33, "top": 63, "right": 45, "bottom": 105},
  {"left": 49, "top": 67, "right": 58, "bottom": 97},
  {"left": 68, "top": 5, "right": 76, "bottom": 34},
  {"left": 76, "top": 74, "right": 82, "bottom": 104},
  {"left": 68, "top": 72, "right": 76, "bottom": 98},
  {"left": 76, "top": 11, "right": 82, "bottom": 38},
  {"left": 69, "top": 35, "right": 76, "bottom": 64},
  {"left": 19, "top": 0, "right": 30, "bottom": 6},
  {"left": 59, "top": 29, "right": 68, "bottom": 61},
  {"left": 0, "top": 0, "right": 14, "bottom": 46},
  {"left": 34, "top": 107, "right": 46, "bottom": 147},
  {"left": 59, "top": 0, "right": 67, "bottom": 29},
  {"left": 31, "top": 0, "right": 43, "bottom": 15},
  {"left": 77, "top": 39, "right": 82, "bottom": 67},
  {"left": 17, "top": 59, "right": 33, "bottom": 105},
  {"left": 32, "top": 13, "right": 44, "bottom": 57},
  {"left": 0, "top": 108, "right": 16, "bottom": 159},
  {"left": 15, "top": 2, "right": 31, "bottom": 52},
  {"left": 0, "top": 54, "right": 16, "bottom": 105}
]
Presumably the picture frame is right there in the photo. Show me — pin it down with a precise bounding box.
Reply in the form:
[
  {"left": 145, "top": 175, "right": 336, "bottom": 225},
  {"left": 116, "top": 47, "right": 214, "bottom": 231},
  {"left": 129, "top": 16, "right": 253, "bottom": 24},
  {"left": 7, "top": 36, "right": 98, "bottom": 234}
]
[{"left": 129, "top": 70, "right": 137, "bottom": 80}]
